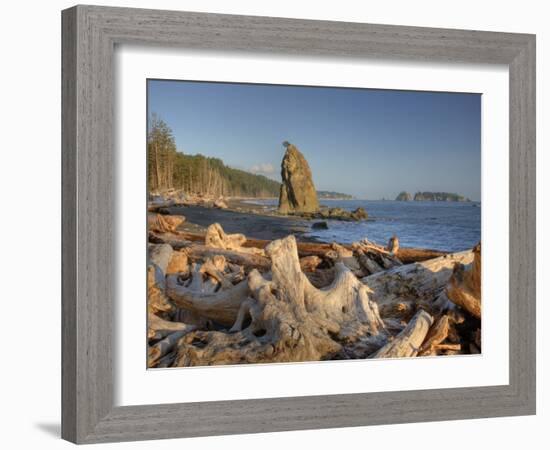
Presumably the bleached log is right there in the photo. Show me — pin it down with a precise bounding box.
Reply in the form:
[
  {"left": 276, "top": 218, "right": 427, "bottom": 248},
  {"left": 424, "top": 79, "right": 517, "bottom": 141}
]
[
  {"left": 148, "top": 231, "right": 192, "bottom": 250},
  {"left": 147, "top": 264, "right": 174, "bottom": 315},
  {"left": 434, "top": 343, "right": 461, "bottom": 352},
  {"left": 446, "top": 243, "right": 481, "bottom": 319},
  {"left": 148, "top": 327, "right": 196, "bottom": 367},
  {"left": 148, "top": 243, "right": 173, "bottom": 274},
  {"left": 387, "top": 235, "right": 400, "bottom": 254},
  {"left": 326, "top": 243, "right": 362, "bottom": 275},
  {"left": 151, "top": 229, "right": 448, "bottom": 262},
  {"left": 186, "top": 245, "right": 270, "bottom": 272},
  {"left": 418, "top": 315, "right": 450, "bottom": 356},
  {"left": 361, "top": 250, "right": 475, "bottom": 321},
  {"left": 371, "top": 309, "right": 433, "bottom": 358},
  {"left": 148, "top": 213, "right": 185, "bottom": 233},
  {"left": 205, "top": 223, "right": 265, "bottom": 255},
  {"left": 355, "top": 248, "right": 385, "bottom": 275},
  {"left": 166, "top": 250, "right": 189, "bottom": 275},
  {"left": 149, "top": 236, "right": 271, "bottom": 271},
  {"left": 150, "top": 229, "right": 270, "bottom": 271},
  {"left": 166, "top": 270, "right": 250, "bottom": 327},
  {"left": 353, "top": 241, "right": 403, "bottom": 268},
  {"left": 174, "top": 235, "right": 386, "bottom": 367},
  {"left": 148, "top": 312, "right": 192, "bottom": 340}
]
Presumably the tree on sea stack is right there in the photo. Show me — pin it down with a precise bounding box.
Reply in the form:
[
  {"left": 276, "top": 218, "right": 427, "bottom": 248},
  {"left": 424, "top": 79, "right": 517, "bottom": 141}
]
[{"left": 278, "top": 141, "right": 319, "bottom": 214}]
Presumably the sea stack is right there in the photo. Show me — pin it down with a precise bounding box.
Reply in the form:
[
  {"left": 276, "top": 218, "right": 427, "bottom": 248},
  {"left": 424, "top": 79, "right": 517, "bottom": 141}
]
[
  {"left": 395, "top": 191, "right": 412, "bottom": 201},
  {"left": 278, "top": 142, "right": 319, "bottom": 214}
]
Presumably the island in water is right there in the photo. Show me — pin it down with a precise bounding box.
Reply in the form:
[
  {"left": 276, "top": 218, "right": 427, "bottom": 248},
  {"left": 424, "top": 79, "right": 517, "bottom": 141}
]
[{"left": 395, "top": 191, "right": 470, "bottom": 202}]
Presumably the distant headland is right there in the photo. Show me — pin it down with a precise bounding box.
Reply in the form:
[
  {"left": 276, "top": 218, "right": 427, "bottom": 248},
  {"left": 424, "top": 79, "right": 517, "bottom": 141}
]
[{"left": 317, "top": 191, "right": 353, "bottom": 200}]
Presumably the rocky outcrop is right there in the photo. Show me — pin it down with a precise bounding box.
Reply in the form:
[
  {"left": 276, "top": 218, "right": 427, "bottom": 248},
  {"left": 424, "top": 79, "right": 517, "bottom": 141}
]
[
  {"left": 318, "top": 206, "right": 368, "bottom": 221},
  {"left": 350, "top": 207, "right": 368, "bottom": 220},
  {"left": 278, "top": 143, "right": 319, "bottom": 214},
  {"left": 395, "top": 191, "right": 412, "bottom": 201},
  {"left": 312, "top": 221, "right": 328, "bottom": 230}
]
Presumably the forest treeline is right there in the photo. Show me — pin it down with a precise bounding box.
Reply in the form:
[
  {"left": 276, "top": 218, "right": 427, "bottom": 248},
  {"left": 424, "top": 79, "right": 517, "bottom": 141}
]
[{"left": 148, "top": 115, "right": 280, "bottom": 198}]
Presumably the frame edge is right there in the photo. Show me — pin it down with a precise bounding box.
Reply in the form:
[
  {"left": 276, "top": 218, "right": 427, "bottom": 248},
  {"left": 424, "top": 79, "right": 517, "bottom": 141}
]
[
  {"left": 61, "top": 5, "right": 79, "bottom": 444},
  {"left": 62, "top": 5, "right": 537, "bottom": 443}
]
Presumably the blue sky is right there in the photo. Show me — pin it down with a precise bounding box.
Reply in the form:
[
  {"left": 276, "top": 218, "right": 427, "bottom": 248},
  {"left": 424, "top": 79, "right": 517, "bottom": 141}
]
[{"left": 147, "top": 79, "right": 481, "bottom": 200}]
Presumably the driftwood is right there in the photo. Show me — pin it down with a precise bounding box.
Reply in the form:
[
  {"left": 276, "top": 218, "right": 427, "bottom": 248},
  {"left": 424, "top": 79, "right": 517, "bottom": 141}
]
[
  {"left": 149, "top": 243, "right": 173, "bottom": 273},
  {"left": 361, "top": 250, "right": 474, "bottom": 321},
  {"left": 205, "top": 223, "right": 264, "bottom": 255},
  {"left": 166, "top": 250, "right": 189, "bottom": 276},
  {"left": 147, "top": 244, "right": 176, "bottom": 315},
  {"left": 418, "top": 314, "right": 450, "bottom": 356},
  {"left": 147, "top": 222, "right": 480, "bottom": 366},
  {"left": 150, "top": 231, "right": 271, "bottom": 271},
  {"left": 166, "top": 263, "right": 250, "bottom": 327},
  {"left": 148, "top": 213, "right": 185, "bottom": 233},
  {"left": 326, "top": 243, "right": 363, "bottom": 275},
  {"left": 371, "top": 309, "right": 433, "bottom": 358},
  {"left": 148, "top": 327, "right": 196, "bottom": 367},
  {"left": 148, "top": 312, "right": 194, "bottom": 340},
  {"left": 387, "top": 235, "right": 399, "bottom": 254},
  {"left": 187, "top": 245, "right": 270, "bottom": 272},
  {"left": 352, "top": 241, "right": 403, "bottom": 276},
  {"left": 173, "top": 235, "right": 386, "bottom": 366},
  {"left": 152, "top": 229, "right": 448, "bottom": 262},
  {"left": 446, "top": 243, "right": 481, "bottom": 319}
]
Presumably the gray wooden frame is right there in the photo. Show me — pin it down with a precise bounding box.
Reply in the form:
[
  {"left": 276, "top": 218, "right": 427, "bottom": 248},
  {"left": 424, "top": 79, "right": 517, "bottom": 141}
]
[{"left": 62, "top": 4, "right": 536, "bottom": 444}]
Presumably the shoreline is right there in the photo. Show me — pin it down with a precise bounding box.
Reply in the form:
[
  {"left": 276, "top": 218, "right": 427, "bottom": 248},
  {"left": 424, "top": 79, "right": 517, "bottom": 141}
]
[
  {"left": 149, "top": 194, "right": 479, "bottom": 252},
  {"left": 166, "top": 202, "right": 318, "bottom": 243}
]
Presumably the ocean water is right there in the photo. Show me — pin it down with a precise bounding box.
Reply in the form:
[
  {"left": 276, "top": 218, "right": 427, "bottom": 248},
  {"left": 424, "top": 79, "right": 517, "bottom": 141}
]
[{"left": 248, "top": 199, "right": 481, "bottom": 252}]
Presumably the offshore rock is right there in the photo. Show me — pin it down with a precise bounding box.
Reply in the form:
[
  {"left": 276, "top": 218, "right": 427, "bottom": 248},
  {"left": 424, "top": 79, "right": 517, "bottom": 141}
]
[
  {"left": 278, "top": 143, "right": 319, "bottom": 214},
  {"left": 395, "top": 191, "right": 412, "bottom": 201},
  {"left": 318, "top": 206, "right": 368, "bottom": 222}
]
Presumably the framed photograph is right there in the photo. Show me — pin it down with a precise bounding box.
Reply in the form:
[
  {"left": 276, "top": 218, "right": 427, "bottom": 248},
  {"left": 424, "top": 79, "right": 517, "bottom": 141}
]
[{"left": 62, "top": 5, "right": 536, "bottom": 444}]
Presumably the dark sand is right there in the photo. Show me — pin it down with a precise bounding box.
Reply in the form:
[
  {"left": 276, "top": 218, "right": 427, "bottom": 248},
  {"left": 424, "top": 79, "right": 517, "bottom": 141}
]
[{"left": 167, "top": 200, "right": 319, "bottom": 242}]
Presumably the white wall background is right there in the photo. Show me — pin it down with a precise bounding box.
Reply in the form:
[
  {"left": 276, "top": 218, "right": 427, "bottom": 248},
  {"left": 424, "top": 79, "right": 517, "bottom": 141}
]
[{"left": 0, "top": 1, "right": 546, "bottom": 449}]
